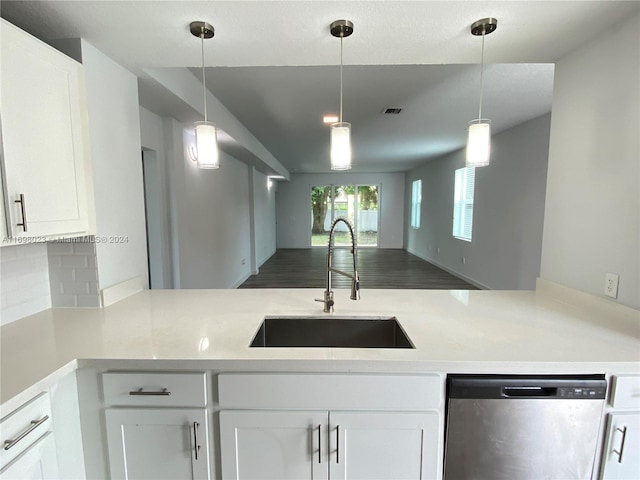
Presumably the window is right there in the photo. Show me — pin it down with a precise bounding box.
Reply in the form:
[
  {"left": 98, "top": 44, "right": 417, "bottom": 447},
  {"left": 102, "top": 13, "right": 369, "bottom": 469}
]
[
  {"left": 411, "top": 179, "right": 421, "bottom": 229},
  {"left": 453, "top": 167, "right": 475, "bottom": 241}
]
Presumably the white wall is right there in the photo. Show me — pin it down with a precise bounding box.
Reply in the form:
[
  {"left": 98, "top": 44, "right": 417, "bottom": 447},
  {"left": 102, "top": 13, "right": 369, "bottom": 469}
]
[
  {"left": 405, "top": 114, "right": 551, "bottom": 290},
  {"left": 276, "top": 173, "right": 405, "bottom": 248},
  {"left": 81, "top": 41, "right": 148, "bottom": 291},
  {"left": 540, "top": 13, "right": 640, "bottom": 309}
]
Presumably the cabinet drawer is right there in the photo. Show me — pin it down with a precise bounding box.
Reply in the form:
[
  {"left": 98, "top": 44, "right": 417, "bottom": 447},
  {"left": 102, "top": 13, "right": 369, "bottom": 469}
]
[
  {"left": 0, "top": 393, "right": 53, "bottom": 469},
  {"left": 218, "top": 373, "right": 442, "bottom": 410},
  {"left": 611, "top": 375, "right": 640, "bottom": 409},
  {"left": 102, "top": 372, "right": 207, "bottom": 407}
]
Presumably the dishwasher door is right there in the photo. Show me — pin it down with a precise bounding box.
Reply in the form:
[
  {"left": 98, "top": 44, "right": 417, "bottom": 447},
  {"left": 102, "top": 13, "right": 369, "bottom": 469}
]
[{"left": 443, "top": 375, "right": 607, "bottom": 480}]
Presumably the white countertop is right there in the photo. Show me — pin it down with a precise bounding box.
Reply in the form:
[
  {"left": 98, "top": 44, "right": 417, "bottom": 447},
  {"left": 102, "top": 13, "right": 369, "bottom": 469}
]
[{"left": 2, "top": 282, "right": 639, "bottom": 410}]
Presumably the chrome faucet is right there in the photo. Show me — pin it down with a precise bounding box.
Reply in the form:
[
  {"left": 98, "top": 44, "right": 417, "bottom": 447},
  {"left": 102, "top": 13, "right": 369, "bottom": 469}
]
[{"left": 315, "top": 216, "right": 360, "bottom": 312}]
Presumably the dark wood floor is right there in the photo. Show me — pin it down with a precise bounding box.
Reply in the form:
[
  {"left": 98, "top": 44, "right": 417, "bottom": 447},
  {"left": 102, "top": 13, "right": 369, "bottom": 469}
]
[{"left": 239, "top": 248, "right": 477, "bottom": 290}]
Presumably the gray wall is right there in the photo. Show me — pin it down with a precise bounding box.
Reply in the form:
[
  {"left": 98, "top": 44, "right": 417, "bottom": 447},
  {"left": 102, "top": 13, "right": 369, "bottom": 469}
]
[
  {"left": 139, "top": 111, "right": 277, "bottom": 289},
  {"left": 253, "top": 170, "right": 277, "bottom": 267},
  {"left": 276, "top": 173, "right": 405, "bottom": 248},
  {"left": 405, "top": 114, "right": 551, "bottom": 289},
  {"left": 540, "top": 13, "right": 640, "bottom": 309}
]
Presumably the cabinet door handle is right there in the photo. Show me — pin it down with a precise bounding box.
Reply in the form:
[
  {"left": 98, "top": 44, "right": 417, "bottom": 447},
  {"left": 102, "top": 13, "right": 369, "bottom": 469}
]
[
  {"left": 128, "top": 387, "right": 171, "bottom": 396},
  {"left": 3, "top": 415, "right": 49, "bottom": 451},
  {"left": 193, "top": 421, "right": 201, "bottom": 461},
  {"left": 613, "top": 426, "right": 627, "bottom": 463},
  {"left": 336, "top": 425, "right": 340, "bottom": 464},
  {"left": 317, "top": 424, "right": 322, "bottom": 464},
  {"left": 15, "top": 193, "right": 27, "bottom": 232}
]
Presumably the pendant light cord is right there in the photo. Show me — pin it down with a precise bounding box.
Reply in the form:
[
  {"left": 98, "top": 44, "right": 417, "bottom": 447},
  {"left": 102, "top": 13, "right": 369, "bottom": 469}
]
[
  {"left": 478, "top": 29, "right": 485, "bottom": 120},
  {"left": 339, "top": 35, "right": 344, "bottom": 123},
  {"left": 201, "top": 30, "right": 208, "bottom": 122}
]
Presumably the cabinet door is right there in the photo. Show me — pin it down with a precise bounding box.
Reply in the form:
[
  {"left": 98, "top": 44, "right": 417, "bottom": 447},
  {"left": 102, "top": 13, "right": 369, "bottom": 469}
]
[
  {"left": 105, "top": 408, "right": 210, "bottom": 480},
  {"left": 0, "top": 432, "right": 59, "bottom": 480},
  {"left": 1, "top": 19, "right": 90, "bottom": 238},
  {"left": 219, "top": 410, "right": 328, "bottom": 480},
  {"left": 330, "top": 411, "right": 441, "bottom": 480},
  {"left": 601, "top": 412, "right": 640, "bottom": 480}
]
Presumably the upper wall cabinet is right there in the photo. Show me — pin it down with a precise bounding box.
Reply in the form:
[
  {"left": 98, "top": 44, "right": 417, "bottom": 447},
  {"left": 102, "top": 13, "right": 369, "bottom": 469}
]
[{"left": 0, "top": 19, "right": 93, "bottom": 241}]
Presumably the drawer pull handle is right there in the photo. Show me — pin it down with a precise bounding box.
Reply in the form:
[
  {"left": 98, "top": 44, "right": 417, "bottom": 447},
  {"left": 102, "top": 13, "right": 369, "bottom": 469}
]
[
  {"left": 193, "top": 421, "right": 201, "bottom": 461},
  {"left": 15, "top": 193, "right": 27, "bottom": 232},
  {"left": 129, "top": 387, "right": 171, "bottom": 396},
  {"left": 317, "top": 424, "right": 322, "bottom": 464},
  {"left": 3, "top": 415, "right": 49, "bottom": 451},
  {"left": 336, "top": 425, "right": 340, "bottom": 464},
  {"left": 613, "top": 426, "right": 627, "bottom": 463}
]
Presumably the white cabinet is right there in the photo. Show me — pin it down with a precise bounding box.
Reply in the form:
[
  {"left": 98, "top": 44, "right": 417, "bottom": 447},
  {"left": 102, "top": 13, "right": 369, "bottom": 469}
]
[
  {"left": 220, "top": 410, "right": 438, "bottom": 480},
  {"left": 600, "top": 412, "right": 640, "bottom": 480},
  {"left": 220, "top": 411, "right": 327, "bottom": 480},
  {"left": 102, "top": 372, "right": 210, "bottom": 480},
  {"left": 218, "top": 373, "right": 443, "bottom": 480},
  {"left": 331, "top": 411, "right": 439, "bottom": 480},
  {"left": 0, "top": 19, "right": 92, "bottom": 239},
  {"left": 105, "top": 408, "right": 210, "bottom": 480},
  {"left": 0, "top": 393, "right": 58, "bottom": 479},
  {"left": 0, "top": 432, "right": 58, "bottom": 480},
  {"left": 599, "top": 375, "right": 640, "bottom": 480}
]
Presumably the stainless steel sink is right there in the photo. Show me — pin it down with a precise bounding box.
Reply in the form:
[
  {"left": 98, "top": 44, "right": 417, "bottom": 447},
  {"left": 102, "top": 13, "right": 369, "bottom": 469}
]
[{"left": 250, "top": 316, "right": 414, "bottom": 348}]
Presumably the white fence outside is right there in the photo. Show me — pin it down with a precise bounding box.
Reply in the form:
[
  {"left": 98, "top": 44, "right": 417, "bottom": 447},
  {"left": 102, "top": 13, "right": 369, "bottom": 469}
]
[{"left": 323, "top": 210, "right": 378, "bottom": 232}]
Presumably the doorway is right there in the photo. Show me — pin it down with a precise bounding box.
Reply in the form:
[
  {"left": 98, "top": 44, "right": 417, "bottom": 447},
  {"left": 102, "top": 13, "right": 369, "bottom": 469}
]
[
  {"left": 310, "top": 184, "right": 379, "bottom": 247},
  {"left": 141, "top": 149, "right": 164, "bottom": 289}
]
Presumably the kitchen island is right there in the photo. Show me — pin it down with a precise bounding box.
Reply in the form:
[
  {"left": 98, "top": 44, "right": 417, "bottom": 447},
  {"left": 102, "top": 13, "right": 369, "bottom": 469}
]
[
  {"left": 1, "top": 281, "right": 638, "bottom": 479},
  {"left": 2, "top": 279, "right": 639, "bottom": 411}
]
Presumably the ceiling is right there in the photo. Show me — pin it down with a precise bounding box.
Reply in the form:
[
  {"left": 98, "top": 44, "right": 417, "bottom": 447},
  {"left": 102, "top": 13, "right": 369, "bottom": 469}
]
[{"left": 2, "top": 1, "right": 638, "bottom": 174}]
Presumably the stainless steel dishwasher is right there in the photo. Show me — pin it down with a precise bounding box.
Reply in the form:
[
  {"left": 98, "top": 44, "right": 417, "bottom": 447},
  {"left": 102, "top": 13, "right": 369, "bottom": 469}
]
[{"left": 443, "top": 375, "right": 607, "bottom": 480}]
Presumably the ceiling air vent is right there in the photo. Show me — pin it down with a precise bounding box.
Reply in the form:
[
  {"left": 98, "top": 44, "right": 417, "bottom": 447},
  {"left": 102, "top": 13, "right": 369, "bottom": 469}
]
[{"left": 382, "top": 107, "right": 402, "bottom": 114}]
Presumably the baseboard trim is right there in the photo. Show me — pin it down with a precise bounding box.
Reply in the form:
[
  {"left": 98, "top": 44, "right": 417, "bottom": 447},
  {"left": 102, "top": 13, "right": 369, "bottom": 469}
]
[
  {"left": 536, "top": 278, "right": 639, "bottom": 314},
  {"left": 101, "top": 276, "right": 144, "bottom": 307},
  {"left": 258, "top": 248, "right": 277, "bottom": 269},
  {"left": 405, "top": 248, "right": 491, "bottom": 290},
  {"left": 231, "top": 272, "right": 252, "bottom": 289}
]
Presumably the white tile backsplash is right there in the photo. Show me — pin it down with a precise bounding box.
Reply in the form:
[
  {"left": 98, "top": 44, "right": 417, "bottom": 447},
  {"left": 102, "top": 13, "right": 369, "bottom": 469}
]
[
  {"left": 47, "top": 237, "right": 101, "bottom": 308},
  {"left": 1, "top": 237, "right": 103, "bottom": 324},
  {"left": 0, "top": 243, "right": 51, "bottom": 325},
  {"left": 61, "top": 255, "right": 89, "bottom": 268}
]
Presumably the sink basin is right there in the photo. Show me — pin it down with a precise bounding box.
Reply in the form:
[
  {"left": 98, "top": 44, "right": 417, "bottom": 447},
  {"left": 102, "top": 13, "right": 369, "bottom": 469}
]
[{"left": 250, "top": 316, "right": 414, "bottom": 349}]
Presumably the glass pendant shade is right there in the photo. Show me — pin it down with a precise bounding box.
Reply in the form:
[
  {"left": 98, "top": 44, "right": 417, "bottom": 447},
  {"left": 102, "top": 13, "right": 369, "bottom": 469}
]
[
  {"left": 194, "top": 121, "right": 219, "bottom": 169},
  {"left": 330, "top": 122, "right": 352, "bottom": 170},
  {"left": 466, "top": 120, "right": 491, "bottom": 167}
]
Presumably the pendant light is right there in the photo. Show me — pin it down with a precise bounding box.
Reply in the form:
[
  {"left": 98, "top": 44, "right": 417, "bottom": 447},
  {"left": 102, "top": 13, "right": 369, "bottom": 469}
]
[
  {"left": 330, "top": 20, "right": 354, "bottom": 171},
  {"left": 466, "top": 17, "right": 497, "bottom": 168},
  {"left": 190, "top": 21, "right": 219, "bottom": 169}
]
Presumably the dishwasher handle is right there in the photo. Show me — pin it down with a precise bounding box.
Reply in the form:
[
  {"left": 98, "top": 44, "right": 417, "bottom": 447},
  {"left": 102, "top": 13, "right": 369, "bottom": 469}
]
[{"left": 503, "top": 386, "right": 558, "bottom": 398}]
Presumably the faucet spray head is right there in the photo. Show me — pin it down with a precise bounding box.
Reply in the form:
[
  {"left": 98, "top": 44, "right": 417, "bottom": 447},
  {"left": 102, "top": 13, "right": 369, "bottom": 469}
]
[{"left": 350, "top": 277, "right": 360, "bottom": 300}]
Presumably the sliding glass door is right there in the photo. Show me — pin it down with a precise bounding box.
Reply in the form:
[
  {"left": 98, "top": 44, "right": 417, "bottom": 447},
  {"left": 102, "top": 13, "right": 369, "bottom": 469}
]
[
  {"left": 356, "top": 185, "right": 378, "bottom": 246},
  {"left": 310, "top": 184, "right": 379, "bottom": 247}
]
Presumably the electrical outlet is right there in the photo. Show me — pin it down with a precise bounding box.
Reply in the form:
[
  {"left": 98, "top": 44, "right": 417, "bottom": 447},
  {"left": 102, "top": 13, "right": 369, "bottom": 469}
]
[
  {"left": 437, "top": 247, "right": 440, "bottom": 255},
  {"left": 604, "top": 273, "right": 619, "bottom": 299},
  {"left": 462, "top": 257, "right": 466, "bottom": 265}
]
